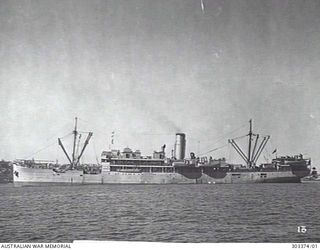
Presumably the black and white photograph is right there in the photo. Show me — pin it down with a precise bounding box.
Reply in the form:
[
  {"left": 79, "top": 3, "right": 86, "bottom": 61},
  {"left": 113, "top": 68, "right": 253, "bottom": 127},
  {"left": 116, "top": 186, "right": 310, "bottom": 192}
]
[{"left": 0, "top": 0, "right": 319, "bottom": 248}]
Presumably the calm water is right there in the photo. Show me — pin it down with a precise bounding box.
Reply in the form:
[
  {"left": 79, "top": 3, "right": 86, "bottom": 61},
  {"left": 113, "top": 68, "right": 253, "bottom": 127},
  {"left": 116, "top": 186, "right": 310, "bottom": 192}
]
[{"left": 0, "top": 183, "right": 319, "bottom": 243}]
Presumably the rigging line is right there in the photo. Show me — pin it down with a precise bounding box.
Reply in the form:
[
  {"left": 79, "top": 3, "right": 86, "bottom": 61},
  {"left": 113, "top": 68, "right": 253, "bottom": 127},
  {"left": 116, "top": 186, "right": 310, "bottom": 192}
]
[
  {"left": 45, "top": 133, "right": 61, "bottom": 144},
  {"left": 199, "top": 144, "right": 228, "bottom": 156},
  {"left": 230, "top": 134, "right": 248, "bottom": 141},
  {"left": 23, "top": 131, "right": 73, "bottom": 160},
  {"left": 77, "top": 118, "right": 112, "bottom": 137},
  {"left": 45, "top": 130, "right": 72, "bottom": 143},
  {"left": 194, "top": 123, "right": 249, "bottom": 157},
  {"left": 24, "top": 140, "right": 58, "bottom": 159},
  {"left": 77, "top": 131, "right": 92, "bottom": 134},
  {"left": 77, "top": 117, "right": 91, "bottom": 124},
  {"left": 202, "top": 122, "right": 248, "bottom": 146},
  {"left": 59, "top": 132, "right": 73, "bottom": 139},
  {"left": 259, "top": 134, "right": 270, "bottom": 138},
  {"left": 132, "top": 133, "right": 173, "bottom": 136},
  {"left": 264, "top": 147, "right": 271, "bottom": 160},
  {"left": 92, "top": 138, "right": 100, "bottom": 165},
  {"left": 228, "top": 143, "right": 232, "bottom": 162},
  {"left": 77, "top": 118, "right": 105, "bottom": 132},
  {"left": 268, "top": 139, "right": 276, "bottom": 153}
]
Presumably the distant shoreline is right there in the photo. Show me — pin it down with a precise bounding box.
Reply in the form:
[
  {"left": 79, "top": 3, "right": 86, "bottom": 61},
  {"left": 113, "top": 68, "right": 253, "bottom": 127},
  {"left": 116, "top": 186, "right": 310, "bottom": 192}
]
[{"left": 0, "top": 161, "right": 13, "bottom": 183}]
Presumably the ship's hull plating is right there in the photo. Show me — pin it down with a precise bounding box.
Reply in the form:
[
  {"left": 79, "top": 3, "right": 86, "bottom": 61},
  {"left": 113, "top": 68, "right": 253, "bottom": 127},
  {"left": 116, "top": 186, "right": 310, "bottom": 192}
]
[{"left": 13, "top": 164, "right": 306, "bottom": 186}]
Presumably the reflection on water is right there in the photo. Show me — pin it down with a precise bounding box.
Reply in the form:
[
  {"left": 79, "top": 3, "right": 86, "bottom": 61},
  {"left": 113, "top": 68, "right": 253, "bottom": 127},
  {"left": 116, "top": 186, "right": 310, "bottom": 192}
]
[{"left": 0, "top": 183, "right": 319, "bottom": 242}]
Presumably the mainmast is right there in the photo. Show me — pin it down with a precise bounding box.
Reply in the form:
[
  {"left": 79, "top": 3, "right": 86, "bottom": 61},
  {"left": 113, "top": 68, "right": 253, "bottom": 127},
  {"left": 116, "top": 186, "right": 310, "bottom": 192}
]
[
  {"left": 229, "top": 119, "right": 270, "bottom": 167},
  {"left": 247, "top": 119, "right": 253, "bottom": 167},
  {"left": 71, "top": 117, "right": 78, "bottom": 168}
]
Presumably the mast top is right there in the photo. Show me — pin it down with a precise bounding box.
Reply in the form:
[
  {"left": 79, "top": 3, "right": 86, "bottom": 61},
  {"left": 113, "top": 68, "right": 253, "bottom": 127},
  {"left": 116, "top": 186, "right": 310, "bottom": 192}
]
[{"left": 74, "top": 117, "right": 78, "bottom": 132}]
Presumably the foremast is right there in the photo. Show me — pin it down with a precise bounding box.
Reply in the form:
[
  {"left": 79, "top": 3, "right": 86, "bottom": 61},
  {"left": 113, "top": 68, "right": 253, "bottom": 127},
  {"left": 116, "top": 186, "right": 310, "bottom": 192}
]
[
  {"left": 228, "top": 119, "right": 270, "bottom": 167},
  {"left": 58, "top": 117, "right": 93, "bottom": 169},
  {"left": 72, "top": 117, "right": 78, "bottom": 167}
]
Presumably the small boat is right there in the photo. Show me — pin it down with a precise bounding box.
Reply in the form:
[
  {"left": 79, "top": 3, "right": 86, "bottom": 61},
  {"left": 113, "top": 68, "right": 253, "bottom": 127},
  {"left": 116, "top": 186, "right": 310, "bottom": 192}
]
[{"left": 302, "top": 167, "right": 320, "bottom": 183}]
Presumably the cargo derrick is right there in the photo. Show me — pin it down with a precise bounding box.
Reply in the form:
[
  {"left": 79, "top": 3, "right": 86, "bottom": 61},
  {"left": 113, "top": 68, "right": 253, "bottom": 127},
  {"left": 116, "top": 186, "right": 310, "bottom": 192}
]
[
  {"left": 228, "top": 119, "right": 270, "bottom": 168},
  {"left": 58, "top": 117, "right": 93, "bottom": 170}
]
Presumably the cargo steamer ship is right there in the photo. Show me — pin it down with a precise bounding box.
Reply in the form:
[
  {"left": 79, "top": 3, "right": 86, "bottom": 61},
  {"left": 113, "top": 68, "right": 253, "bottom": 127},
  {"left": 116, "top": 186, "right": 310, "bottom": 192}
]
[{"left": 13, "top": 119, "right": 311, "bottom": 186}]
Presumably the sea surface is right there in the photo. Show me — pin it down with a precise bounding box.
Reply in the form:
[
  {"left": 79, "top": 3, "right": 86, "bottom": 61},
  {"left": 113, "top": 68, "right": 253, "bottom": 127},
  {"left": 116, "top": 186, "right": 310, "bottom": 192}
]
[{"left": 0, "top": 183, "right": 319, "bottom": 243}]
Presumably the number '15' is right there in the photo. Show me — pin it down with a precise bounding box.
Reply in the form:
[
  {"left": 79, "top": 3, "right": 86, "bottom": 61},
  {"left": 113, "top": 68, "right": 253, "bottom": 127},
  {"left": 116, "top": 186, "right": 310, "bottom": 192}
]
[{"left": 297, "top": 226, "right": 307, "bottom": 233}]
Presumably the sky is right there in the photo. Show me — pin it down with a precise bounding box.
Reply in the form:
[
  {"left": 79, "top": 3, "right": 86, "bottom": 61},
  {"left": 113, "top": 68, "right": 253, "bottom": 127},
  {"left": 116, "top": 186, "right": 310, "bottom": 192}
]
[{"left": 1, "top": 0, "right": 320, "bottom": 167}]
